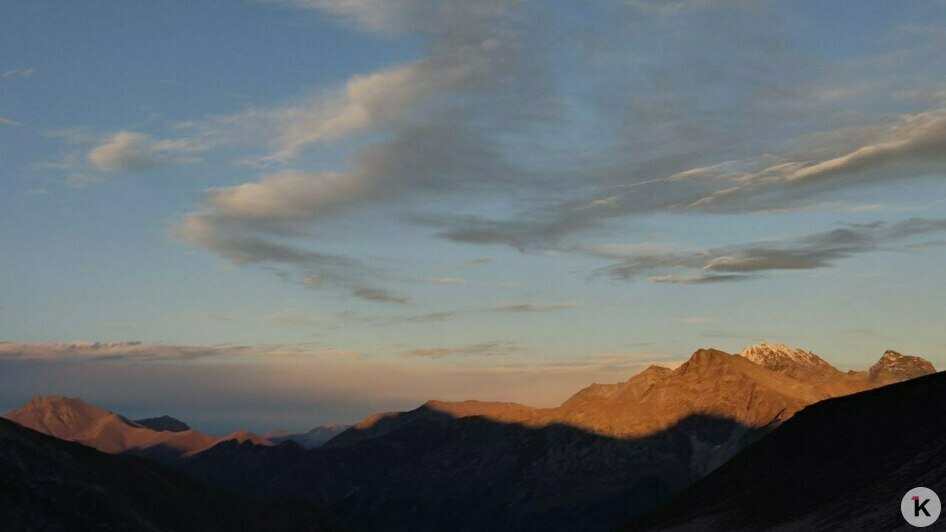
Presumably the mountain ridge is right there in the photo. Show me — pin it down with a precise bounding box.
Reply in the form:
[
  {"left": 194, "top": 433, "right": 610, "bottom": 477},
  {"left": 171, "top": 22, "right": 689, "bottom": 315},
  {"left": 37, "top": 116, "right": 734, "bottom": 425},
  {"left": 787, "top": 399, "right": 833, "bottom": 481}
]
[{"left": 3, "top": 395, "right": 273, "bottom": 459}]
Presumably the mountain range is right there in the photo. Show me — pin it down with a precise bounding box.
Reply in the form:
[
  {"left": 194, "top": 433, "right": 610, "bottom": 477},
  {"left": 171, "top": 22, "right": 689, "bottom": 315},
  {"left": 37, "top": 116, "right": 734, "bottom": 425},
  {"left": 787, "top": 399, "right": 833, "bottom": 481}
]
[
  {"left": 1, "top": 343, "right": 937, "bottom": 531},
  {"left": 178, "top": 345, "right": 935, "bottom": 530}
]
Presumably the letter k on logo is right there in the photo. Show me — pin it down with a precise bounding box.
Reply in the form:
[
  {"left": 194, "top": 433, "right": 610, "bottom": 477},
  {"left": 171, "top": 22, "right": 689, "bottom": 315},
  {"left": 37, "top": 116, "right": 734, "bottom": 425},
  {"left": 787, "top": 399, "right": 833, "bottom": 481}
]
[{"left": 902, "top": 487, "right": 941, "bottom": 527}]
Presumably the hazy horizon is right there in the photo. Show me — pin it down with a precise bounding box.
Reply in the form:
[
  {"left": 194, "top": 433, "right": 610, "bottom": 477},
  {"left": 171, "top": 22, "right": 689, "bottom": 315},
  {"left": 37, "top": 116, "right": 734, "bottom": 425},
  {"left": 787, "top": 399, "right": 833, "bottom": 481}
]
[{"left": 3, "top": 0, "right": 946, "bottom": 433}]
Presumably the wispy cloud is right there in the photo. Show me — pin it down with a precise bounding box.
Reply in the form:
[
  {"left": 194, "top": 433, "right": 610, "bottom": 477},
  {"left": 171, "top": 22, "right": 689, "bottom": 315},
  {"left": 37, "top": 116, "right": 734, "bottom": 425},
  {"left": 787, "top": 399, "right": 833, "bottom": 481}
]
[
  {"left": 403, "top": 341, "right": 519, "bottom": 359},
  {"left": 0, "top": 341, "right": 357, "bottom": 363},
  {"left": 88, "top": 131, "right": 209, "bottom": 172},
  {"left": 2, "top": 67, "right": 33, "bottom": 79},
  {"left": 592, "top": 218, "right": 946, "bottom": 283},
  {"left": 0, "top": 116, "right": 22, "bottom": 126}
]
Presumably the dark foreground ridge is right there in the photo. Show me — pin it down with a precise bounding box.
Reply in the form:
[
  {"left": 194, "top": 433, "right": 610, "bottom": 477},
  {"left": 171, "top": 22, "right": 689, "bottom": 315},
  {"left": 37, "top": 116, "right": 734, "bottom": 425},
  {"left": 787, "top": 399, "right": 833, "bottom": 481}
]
[
  {"left": 632, "top": 371, "right": 946, "bottom": 531},
  {"left": 0, "top": 417, "right": 337, "bottom": 531},
  {"left": 183, "top": 408, "right": 762, "bottom": 532}
]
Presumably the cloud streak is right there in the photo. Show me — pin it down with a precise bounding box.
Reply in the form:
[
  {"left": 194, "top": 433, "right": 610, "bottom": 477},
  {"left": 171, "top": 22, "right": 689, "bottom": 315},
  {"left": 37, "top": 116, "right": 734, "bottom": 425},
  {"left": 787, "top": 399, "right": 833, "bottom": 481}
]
[
  {"left": 0, "top": 341, "right": 359, "bottom": 363},
  {"left": 594, "top": 218, "right": 946, "bottom": 283},
  {"left": 88, "top": 131, "right": 208, "bottom": 172},
  {"left": 403, "top": 342, "right": 519, "bottom": 359}
]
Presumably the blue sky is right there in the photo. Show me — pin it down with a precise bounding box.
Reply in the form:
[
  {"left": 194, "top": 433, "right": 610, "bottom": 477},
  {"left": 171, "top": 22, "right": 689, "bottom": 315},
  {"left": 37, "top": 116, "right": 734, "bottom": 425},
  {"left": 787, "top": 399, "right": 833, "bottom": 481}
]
[{"left": 2, "top": 0, "right": 946, "bottom": 433}]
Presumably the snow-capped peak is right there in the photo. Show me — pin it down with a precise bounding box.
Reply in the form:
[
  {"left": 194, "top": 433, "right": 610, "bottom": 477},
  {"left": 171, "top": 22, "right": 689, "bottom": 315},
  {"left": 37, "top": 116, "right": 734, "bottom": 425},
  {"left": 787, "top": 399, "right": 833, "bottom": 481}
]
[{"left": 740, "top": 343, "right": 828, "bottom": 368}]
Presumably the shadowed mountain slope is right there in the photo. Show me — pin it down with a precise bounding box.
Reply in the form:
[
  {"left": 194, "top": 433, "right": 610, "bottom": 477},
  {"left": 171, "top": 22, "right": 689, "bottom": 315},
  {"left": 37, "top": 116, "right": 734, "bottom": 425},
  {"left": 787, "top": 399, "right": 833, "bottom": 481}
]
[
  {"left": 0, "top": 417, "right": 335, "bottom": 531},
  {"left": 267, "top": 424, "right": 350, "bottom": 449},
  {"left": 633, "top": 371, "right": 946, "bottom": 531},
  {"left": 185, "top": 409, "right": 763, "bottom": 532}
]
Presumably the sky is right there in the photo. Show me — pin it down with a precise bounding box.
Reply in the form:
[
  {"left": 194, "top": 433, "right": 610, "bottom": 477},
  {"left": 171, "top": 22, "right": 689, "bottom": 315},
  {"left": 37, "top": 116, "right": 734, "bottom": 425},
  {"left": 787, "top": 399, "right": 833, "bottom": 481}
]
[{"left": 2, "top": 0, "right": 946, "bottom": 433}]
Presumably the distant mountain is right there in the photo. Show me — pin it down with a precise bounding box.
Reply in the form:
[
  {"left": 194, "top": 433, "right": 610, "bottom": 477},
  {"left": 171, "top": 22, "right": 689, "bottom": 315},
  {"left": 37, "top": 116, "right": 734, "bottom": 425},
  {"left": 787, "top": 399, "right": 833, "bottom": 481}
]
[
  {"left": 632, "top": 371, "right": 946, "bottom": 531},
  {"left": 3, "top": 396, "right": 271, "bottom": 460},
  {"left": 868, "top": 349, "right": 936, "bottom": 385},
  {"left": 134, "top": 414, "right": 190, "bottom": 432},
  {"left": 0, "top": 416, "right": 335, "bottom": 531},
  {"left": 268, "top": 424, "right": 350, "bottom": 449},
  {"left": 181, "top": 346, "right": 935, "bottom": 531}
]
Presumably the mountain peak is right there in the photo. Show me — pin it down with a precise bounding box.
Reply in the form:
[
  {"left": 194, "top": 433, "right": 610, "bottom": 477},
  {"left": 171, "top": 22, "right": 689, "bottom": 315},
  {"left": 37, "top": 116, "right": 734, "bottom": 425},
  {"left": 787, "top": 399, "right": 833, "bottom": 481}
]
[
  {"left": 739, "top": 343, "right": 841, "bottom": 384},
  {"left": 676, "top": 348, "right": 744, "bottom": 373},
  {"left": 868, "top": 350, "right": 935, "bottom": 384}
]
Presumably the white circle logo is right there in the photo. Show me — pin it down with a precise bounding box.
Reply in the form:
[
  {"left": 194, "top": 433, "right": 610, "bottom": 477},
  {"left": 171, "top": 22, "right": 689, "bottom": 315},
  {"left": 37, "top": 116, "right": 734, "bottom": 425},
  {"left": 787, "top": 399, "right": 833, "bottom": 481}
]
[{"left": 902, "top": 487, "right": 941, "bottom": 527}]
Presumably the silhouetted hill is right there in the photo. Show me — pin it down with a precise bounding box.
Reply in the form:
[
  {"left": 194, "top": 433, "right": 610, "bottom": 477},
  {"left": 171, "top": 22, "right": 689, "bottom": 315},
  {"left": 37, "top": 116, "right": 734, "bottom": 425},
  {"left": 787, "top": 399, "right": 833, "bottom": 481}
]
[
  {"left": 185, "top": 408, "right": 762, "bottom": 531},
  {"left": 268, "top": 424, "right": 350, "bottom": 448},
  {"left": 134, "top": 414, "right": 190, "bottom": 432},
  {"left": 632, "top": 371, "right": 946, "bottom": 531},
  {"left": 0, "top": 417, "right": 336, "bottom": 531}
]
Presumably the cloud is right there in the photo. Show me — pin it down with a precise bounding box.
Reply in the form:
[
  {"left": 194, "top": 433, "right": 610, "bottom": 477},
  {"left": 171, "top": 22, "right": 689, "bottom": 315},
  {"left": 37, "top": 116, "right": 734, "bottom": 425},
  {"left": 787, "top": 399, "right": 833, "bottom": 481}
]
[
  {"left": 0, "top": 116, "right": 22, "bottom": 126},
  {"left": 686, "top": 109, "right": 946, "bottom": 209},
  {"left": 352, "top": 287, "right": 410, "bottom": 304},
  {"left": 265, "top": 0, "right": 520, "bottom": 35},
  {"left": 0, "top": 341, "right": 358, "bottom": 363},
  {"left": 494, "top": 302, "right": 581, "bottom": 312},
  {"left": 2, "top": 68, "right": 33, "bottom": 79},
  {"left": 0, "top": 341, "right": 250, "bottom": 362},
  {"left": 649, "top": 274, "right": 751, "bottom": 284},
  {"left": 596, "top": 218, "right": 946, "bottom": 283},
  {"left": 88, "top": 131, "right": 208, "bottom": 172},
  {"left": 261, "top": 310, "right": 347, "bottom": 328},
  {"left": 168, "top": 0, "right": 550, "bottom": 302},
  {"left": 429, "top": 277, "right": 464, "bottom": 285},
  {"left": 403, "top": 342, "right": 519, "bottom": 359},
  {"left": 170, "top": 212, "right": 408, "bottom": 304},
  {"left": 205, "top": 170, "right": 371, "bottom": 220},
  {"left": 469, "top": 257, "right": 493, "bottom": 265}
]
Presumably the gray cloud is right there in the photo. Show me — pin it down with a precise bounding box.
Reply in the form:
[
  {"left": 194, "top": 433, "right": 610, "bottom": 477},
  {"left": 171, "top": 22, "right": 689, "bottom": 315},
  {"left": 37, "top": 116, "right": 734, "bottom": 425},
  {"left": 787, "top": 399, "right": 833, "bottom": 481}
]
[
  {"left": 170, "top": 212, "right": 408, "bottom": 304},
  {"left": 66, "top": 0, "right": 943, "bottom": 297},
  {"left": 595, "top": 218, "right": 946, "bottom": 283}
]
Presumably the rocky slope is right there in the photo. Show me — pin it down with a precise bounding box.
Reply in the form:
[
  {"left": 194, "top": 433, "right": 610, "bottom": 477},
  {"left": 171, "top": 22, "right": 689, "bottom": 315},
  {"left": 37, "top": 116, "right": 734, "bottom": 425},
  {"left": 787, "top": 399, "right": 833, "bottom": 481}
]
[
  {"left": 633, "top": 371, "right": 946, "bottom": 531},
  {"left": 868, "top": 349, "right": 936, "bottom": 385},
  {"left": 0, "top": 417, "right": 335, "bottom": 531}
]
